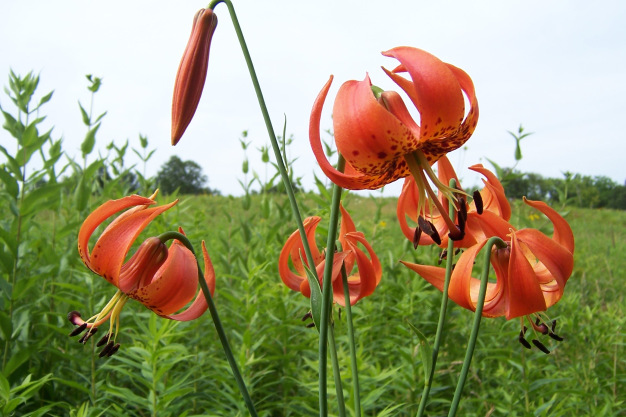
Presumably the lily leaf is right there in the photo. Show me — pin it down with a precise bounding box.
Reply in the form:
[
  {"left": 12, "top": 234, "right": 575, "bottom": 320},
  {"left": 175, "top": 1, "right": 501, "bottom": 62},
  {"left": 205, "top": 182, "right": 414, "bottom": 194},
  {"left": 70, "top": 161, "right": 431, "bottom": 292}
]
[
  {"left": 301, "top": 255, "right": 322, "bottom": 333},
  {"left": 407, "top": 321, "right": 433, "bottom": 386}
]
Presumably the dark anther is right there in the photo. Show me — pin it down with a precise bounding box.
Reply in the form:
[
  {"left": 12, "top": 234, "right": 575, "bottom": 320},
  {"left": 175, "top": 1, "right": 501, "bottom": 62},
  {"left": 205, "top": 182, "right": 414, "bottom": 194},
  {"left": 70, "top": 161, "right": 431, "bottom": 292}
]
[
  {"left": 454, "top": 248, "right": 461, "bottom": 255},
  {"left": 67, "top": 311, "right": 83, "bottom": 326},
  {"left": 418, "top": 216, "right": 441, "bottom": 245},
  {"left": 301, "top": 311, "right": 312, "bottom": 322},
  {"left": 532, "top": 339, "right": 551, "bottom": 354},
  {"left": 518, "top": 332, "right": 531, "bottom": 349},
  {"left": 69, "top": 323, "right": 87, "bottom": 337},
  {"left": 78, "top": 327, "right": 98, "bottom": 344},
  {"left": 438, "top": 249, "right": 448, "bottom": 265},
  {"left": 535, "top": 318, "right": 549, "bottom": 335},
  {"left": 551, "top": 320, "right": 557, "bottom": 332},
  {"left": 549, "top": 332, "right": 564, "bottom": 342},
  {"left": 305, "top": 322, "right": 316, "bottom": 328},
  {"left": 413, "top": 227, "right": 422, "bottom": 249},
  {"left": 473, "top": 190, "right": 484, "bottom": 214},
  {"left": 97, "top": 333, "right": 112, "bottom": 347},
  {"left": 338, "top": 308, "right": 342, "bottom": 320},
  {"left": 458, "top": 198, "right": 468, "bottom": 223},
  {"left": 522, "top": 326, "right": 528, "bottom": 335},
  {"left": 106, "top": 343, "right": 121, "bottom": 357},
  {"left": 98, "top": 341, "right": 115, "bottom": 357}
]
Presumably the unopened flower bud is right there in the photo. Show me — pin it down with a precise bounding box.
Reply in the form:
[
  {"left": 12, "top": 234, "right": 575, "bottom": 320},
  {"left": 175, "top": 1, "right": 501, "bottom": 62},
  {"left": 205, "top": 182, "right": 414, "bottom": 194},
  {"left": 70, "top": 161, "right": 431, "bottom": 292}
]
[{"left": 171, "top": 9, "right": 218, "bottom": 145}]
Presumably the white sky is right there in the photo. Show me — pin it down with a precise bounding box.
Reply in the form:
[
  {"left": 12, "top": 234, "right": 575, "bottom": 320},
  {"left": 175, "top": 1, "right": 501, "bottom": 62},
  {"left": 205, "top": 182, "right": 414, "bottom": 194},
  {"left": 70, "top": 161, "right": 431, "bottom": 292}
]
[{"left": 1, "top": 0, "right": 625, "bottom": 196}]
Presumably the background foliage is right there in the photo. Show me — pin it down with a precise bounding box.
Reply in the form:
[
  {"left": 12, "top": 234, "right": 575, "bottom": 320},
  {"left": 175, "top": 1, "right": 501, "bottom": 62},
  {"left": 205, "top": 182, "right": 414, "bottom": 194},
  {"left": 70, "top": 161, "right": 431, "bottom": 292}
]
[{"left": 0, "top": 73, "right": 624, "bottom": 417}]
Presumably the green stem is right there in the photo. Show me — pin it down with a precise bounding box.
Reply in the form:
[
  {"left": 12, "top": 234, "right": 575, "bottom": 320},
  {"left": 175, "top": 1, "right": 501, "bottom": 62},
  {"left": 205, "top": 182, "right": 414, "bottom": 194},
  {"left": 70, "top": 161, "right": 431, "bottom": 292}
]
[
  {"left": 328, "top": 321, "right": 346, "bottom": 417},
  {"left": 416, "top": 179, "right": 458, "bottom": 417},
  {"left": 447, "top": 236, "right": 506, "bottom": 417},
  {"left": 341, "top": 263, "right": 361, "bottom": 417},
  {"left": 207, "top": 0, "right": 317, "bottom": 277},
  {"left": 159, "top": 231, "right": 258, "bottom": 417},
  {"left": 318, "top": 155, "right": 346, "bottom": 416}
]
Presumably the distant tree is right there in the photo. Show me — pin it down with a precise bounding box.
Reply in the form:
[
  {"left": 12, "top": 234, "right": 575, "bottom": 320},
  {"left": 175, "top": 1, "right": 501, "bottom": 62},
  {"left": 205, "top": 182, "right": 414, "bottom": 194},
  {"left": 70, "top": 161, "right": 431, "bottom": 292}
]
[{"left": 155, "top": 155, "right": 214, "bottom": 195}]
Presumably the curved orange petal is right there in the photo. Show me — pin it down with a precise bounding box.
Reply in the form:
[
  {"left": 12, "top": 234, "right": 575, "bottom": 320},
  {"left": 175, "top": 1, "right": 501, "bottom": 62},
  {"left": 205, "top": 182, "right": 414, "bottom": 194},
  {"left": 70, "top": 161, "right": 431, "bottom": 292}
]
[
  {"left": 278, "top": 217, "right": 322, "bottom": 291},
  {"left": 382, "top": 47, "right": 465, "bottom": 142},
  {"left": 523, "top": 198, "right": 575, "bottom": 253},
  {"left": 516, "top": 228, "right": 573, "bottom": 303},
  {"left": 332, "top": 76, "right": 415, "bottom": 187},
  {"left": 310, "top": 76, "right": 382, "bottom": 190},
  {"left": 128, "top": 240, "right": 198, "bottom": 316},
  {"left": 504, "top": 233, "right": 547, "bottom": 319},
  {"left": 164, "top": 241, "right": 216, "bottom": 321},
  {"left": 335, "top": 232, "right": 382, "bottom": 306},
  {"left": 88, "top": 200, "right": 178, "bottom": 287},
  {"left": 469, "top": 164, "right": 511, "bottom": 220},
  {"left": 78, "top": 195, "right": 155, "bottom": 271}
]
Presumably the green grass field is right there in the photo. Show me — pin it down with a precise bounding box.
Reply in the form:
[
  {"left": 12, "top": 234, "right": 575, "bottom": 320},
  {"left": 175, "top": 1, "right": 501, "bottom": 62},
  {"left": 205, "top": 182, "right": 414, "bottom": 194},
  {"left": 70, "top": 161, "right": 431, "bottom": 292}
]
[{"left": 1, "top": 190, "right": 623, "bottom": 416}]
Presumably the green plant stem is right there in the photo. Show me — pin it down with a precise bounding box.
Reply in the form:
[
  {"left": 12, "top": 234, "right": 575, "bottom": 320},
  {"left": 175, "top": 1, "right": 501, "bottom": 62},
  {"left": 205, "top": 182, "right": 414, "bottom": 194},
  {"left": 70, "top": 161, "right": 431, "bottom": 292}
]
[
  {"left": 207, "top": 0, "right": 317, "bottom": 276},
  {"left": 328, "top": 322, "right": 346, "bottom": 417},
  {"left": 416, "top": 178, "right": 457, "bottom": 417},
  {"left": 318, "top": 155, "right": 346, "bottom": 416},
  {"left": 447, "top": 236, "right": 506, "bottom": 417},
  {"left": 159, "top": 231, "right": 258, "bottom": 417},
  {"left": 341, "top": 263, "right": 361, "bottom": 417}
]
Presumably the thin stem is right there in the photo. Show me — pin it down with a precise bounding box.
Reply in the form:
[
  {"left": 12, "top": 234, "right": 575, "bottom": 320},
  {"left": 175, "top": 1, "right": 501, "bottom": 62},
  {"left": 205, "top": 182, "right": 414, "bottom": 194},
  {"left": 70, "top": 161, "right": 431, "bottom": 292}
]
[
  {"left": 328, "top": 321, "right": 346, "bottom": 417},
  {"left": 318, "top": 155, "right": 346, "bottom": 416},
  {"left": 447, "top": 236, "right": 506, "bottom": 417},
  {"left": 159, "top": 231, "right": 258, "bottom": 417},
  {"left": 341, "top": 263, "right": 361, "bottom": 417},
  {"left": 207, "top": 0, "right": 318, "bottom": 277},
  {"left": 416, "top": 178, "right": 457, "bottom": 417}
]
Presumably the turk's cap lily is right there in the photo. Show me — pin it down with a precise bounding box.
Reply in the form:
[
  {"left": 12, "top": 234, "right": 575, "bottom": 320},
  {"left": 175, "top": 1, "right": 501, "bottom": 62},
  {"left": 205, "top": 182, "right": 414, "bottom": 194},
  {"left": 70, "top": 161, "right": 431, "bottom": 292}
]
[
  {"left": 402, "top": 197, "right": 574, "bottom": 320},
  {"left": 397, "top": 156, "right": 511, "bottom": 248},
  {"left": 310, "top": 46, "right": 478, "bottom": 191},
  {"left": 278, "top": 204, "right": 381, "bottom": 307},
  {"left": 70, "top": 193, "right": 216, "bottom": 355},
  {"left": 171, "top": 8, "right": 218, "bottom": 145}
]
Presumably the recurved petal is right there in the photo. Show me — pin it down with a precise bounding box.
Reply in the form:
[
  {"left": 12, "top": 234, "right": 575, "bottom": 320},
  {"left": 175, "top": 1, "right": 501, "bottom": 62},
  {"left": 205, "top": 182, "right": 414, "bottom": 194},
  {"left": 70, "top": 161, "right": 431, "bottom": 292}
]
[
  {"left": 278, "top": 217, "right": 322, "bottom": 291},
  {"left": 128, "top": 240, "right": 198, "bottom": 316},
  {"left": 78, "top": 195, "right": 155, "bottom": 271},
  {"left": 89, "top": 200, "right": 178, "bottom": 287},
  {"left": 164, "top": 241, "right": 216, "bottom": 321},
  {"left": 382, "top": 47, "right": 465, "bottom": 142},
  {"left": 310, "top": 76, "right": 387, "bottom": 190},
  {"left": 337, "top": 232, "right": 382, "bottom": 305},
  {"left": 333, "top": 76, "right": 417, "bottom": 179},
  {"left": 523, "top": 198, "right": 575, "bottom": 253},
  {"left": 504, "top": 233, "right": 548, "bottom": 319},
  {"left": 469, "top": 164, "right": 510, "bottom": 220}
]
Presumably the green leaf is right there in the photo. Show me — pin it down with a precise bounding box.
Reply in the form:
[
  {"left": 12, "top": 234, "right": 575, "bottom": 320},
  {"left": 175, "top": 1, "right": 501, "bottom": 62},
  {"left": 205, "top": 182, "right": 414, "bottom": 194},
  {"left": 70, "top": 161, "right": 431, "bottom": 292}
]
[
  {"left": 21, "top": 183, "right": 63, "bottom": 217},
  {"left": 302, "top": 259, "right": 322, "bottom": 333},
  {"left": 81, "top": 122, "right": 100, "bottom": 157},
  {"left": 37, "top": 90, "right": 54, "bottom": 108},
  {"left": 78, "top": 101, "right": 90, "bottom": 126},
  {"left": 407, "top": 321, "right": 433, "bottom": 386},
  {"left": 0, "top": 166, "right": 18, "bottom": 199},
  {"left": 21, "top": 122, "right": 38, "bottom": 147}
]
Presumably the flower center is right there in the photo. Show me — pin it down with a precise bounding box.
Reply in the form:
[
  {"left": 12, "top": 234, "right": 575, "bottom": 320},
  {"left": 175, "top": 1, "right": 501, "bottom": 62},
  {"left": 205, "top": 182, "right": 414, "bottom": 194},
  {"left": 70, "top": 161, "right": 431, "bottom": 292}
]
[{"left": 518, "top": 314, "right": 564, "bottom": 354}]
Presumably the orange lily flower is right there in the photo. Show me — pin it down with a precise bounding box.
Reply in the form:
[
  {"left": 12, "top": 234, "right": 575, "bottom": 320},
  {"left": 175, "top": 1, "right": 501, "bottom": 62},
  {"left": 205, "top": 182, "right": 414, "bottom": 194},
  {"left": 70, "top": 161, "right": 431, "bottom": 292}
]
[
  {"left": 402, "top": 198, "right": 575, "bottom": 352},
  {"left": 279, "top": 205, "right": 381, "bottom": 307},
  {"left": 397, "top": 156, "right": 511, "bottom": 248},
  {"left": 310, "top": 46, "right": 477, "bottom": 239},
  {"left": 172, "top": 8, "right": 218, "bottom": 145},
  {"left": 310, "top": 46, "right": 477, "bottom": 186},
  {"left": 69, "top": 193, "right": 215, "bottom": 356}
]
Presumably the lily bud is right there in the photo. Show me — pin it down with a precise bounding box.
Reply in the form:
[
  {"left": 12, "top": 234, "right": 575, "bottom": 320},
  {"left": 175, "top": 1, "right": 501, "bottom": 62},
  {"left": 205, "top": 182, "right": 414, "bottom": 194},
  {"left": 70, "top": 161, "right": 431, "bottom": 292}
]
[{"left": 171, "top": 9, "right": 218, "bottom": 145}]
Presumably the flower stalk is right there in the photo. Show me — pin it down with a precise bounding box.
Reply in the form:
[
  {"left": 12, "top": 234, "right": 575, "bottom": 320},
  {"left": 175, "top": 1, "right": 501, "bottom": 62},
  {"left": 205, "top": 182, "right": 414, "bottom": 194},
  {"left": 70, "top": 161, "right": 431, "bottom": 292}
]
[
  {"left": 447, "top": 236, "right": 507, "bottom": 417},
  {"left": 158, "top": 231, "right": 258, "bottom": 417},
  {"left": 416, "top": 178, "right": 458, "bottom": 417}
]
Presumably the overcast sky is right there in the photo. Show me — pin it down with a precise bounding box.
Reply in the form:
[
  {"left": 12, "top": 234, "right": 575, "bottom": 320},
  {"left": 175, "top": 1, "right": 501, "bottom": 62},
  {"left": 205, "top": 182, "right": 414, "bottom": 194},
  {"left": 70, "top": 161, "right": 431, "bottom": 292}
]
[{"left": 1, "top": 0, "right": 625, "bottom": 196}]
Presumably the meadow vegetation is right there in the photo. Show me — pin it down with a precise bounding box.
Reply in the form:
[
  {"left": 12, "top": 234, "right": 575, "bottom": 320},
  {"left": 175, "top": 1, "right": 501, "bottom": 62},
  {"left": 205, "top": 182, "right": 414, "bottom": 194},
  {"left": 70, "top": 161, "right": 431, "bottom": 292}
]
[{"left": 0, "top": 72, "right": 624, "bottom": 417}]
